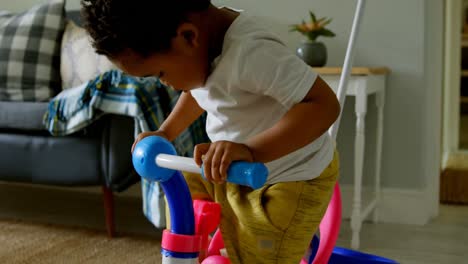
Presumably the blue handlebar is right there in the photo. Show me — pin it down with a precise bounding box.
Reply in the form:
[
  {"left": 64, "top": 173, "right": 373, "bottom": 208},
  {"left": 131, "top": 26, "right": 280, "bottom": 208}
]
[
  {"left": 201, "top": 162, "right": 268, "bottom": 189},
  {"left": 132, "top": 136, "right": 268, "bottom": 189}
]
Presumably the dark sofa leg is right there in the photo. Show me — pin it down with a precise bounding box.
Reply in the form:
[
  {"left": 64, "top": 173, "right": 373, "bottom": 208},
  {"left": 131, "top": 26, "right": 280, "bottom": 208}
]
[{"left": 102, "top": 185, "right": 116, "bottom": 238}]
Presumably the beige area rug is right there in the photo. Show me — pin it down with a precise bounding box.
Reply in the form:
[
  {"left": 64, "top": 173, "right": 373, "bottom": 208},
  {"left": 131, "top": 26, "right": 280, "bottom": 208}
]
[{"left": 0, "top": 219, "right": 162, "bottom": 264}]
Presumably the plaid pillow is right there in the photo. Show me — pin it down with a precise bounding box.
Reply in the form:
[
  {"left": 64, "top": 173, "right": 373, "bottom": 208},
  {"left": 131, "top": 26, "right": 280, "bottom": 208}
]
[
  {"left": 61, "top": 21, "right": 116, "bottom": 90},
  {"left": 0, "top": 0, "right": 66, "bottom": 102}
]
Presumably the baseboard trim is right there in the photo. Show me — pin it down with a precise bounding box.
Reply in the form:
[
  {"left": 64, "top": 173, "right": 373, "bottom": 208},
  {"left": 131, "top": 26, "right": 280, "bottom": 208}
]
[{"left": 340, "top": 185, "right": 431, "bottom": 225}]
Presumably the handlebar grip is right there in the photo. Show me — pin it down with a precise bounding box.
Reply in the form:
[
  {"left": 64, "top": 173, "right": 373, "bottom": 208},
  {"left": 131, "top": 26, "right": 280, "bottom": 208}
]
[
  {"left": 202, "top": 161, "right": 268, "bottom": 189},
  {"left": 132, "top": 136, "right": 269, "bottom": 189}
]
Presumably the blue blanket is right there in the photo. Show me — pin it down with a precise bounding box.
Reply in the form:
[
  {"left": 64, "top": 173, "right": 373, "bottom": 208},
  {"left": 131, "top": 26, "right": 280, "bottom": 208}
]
[{"left": 44, "top": 70, "right": 208, "bottom": 228}]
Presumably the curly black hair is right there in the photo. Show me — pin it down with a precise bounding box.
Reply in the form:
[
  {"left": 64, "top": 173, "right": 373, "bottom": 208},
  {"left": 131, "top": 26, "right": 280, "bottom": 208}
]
[{"left": 80, "top": 0, "right": 211, "bottom": 58}]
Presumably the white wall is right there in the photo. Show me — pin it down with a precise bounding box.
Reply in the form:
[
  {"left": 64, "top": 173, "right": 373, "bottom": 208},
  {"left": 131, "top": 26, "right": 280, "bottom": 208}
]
[{"left": 425, "top": 0, "right": 444, "bottom": 218}]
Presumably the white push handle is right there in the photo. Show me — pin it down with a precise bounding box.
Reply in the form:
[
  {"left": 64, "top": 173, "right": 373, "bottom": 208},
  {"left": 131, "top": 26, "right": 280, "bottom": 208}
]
[
  {"left": 329, "top": 0, "right": 366, "bottom": 140},
  {"left": 156, "top": 154, "right": 200, "bottom": 174}
]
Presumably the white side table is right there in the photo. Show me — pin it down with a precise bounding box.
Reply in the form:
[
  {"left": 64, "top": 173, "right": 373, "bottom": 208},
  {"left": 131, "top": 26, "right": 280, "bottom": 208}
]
[{"left": 313, "top": 67, "right": 390, "bottom": 249}]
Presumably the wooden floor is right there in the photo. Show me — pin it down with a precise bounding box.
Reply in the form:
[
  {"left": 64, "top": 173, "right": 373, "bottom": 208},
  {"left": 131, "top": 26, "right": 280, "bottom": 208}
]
[
  {"left": 337, "top": 205, "right": 468, "bottom": 264},
  {"left": 1, "top": 183, "right": 467, "bottom": 264}
]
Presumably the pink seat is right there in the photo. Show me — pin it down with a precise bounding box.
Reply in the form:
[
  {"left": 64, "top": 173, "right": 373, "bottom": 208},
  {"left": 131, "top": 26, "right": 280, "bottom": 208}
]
[{"left": 207, "top": 228, "right": 224, "bottom": 257}]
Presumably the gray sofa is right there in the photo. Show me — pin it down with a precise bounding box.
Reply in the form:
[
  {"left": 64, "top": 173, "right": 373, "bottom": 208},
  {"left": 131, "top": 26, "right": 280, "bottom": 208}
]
[{"left": 0, "top": 12, "right": 137, "bottom": 237}]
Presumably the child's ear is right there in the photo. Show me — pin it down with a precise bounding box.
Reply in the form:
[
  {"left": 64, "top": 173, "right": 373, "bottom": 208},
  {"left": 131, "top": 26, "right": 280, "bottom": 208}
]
[{"left": 175, "top": 23, "right": 200, "bottom": 49}]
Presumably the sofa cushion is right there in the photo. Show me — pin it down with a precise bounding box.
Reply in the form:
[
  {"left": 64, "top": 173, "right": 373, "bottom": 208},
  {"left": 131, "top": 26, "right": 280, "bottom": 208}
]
[
  {"left": 60, "top": 21, "right": 116, "bottom": 89},
  {"left": 0, "top": 132, "right": 102, "bottom": 185},
  {"left": 0, "top": 0, "right": 66, "bottom": 102},
  {"left": 0, "top": 101, "right": 48, "bottom": 131}
]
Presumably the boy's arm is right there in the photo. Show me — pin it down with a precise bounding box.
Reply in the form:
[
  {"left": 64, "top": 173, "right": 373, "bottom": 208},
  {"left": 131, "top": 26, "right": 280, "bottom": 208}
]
[
  {"left": 132, "top": 91, "right": 204, "bottom": 151},
  {"left": 158, "top": 91, "right": 205, "bottom": 141},
  {"left": 246, "top": 77, "right": 340, "bottom": 163}
]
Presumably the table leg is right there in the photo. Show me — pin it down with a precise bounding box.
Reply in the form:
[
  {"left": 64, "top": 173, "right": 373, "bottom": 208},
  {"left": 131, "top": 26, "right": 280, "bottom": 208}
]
[
  {"left": 373, "top": 89, "right": 385, "bottom": 223},
  {"left": 351, "top": 89, "right": 367, "bottom": 250}
]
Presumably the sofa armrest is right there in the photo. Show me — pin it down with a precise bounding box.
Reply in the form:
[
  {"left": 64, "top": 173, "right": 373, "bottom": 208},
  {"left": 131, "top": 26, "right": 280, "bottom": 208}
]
[{"left": 100, "top": 115, "right": 139, "bottom": 192}]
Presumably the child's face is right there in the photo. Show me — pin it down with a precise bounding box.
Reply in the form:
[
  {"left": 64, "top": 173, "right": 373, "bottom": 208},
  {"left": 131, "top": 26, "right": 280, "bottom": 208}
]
[
  {"left": 110, "top": 24, "right": 210, "bottom": 92},
  {"left": 111, "top": 49, "right": 209, "bottom": 92}
]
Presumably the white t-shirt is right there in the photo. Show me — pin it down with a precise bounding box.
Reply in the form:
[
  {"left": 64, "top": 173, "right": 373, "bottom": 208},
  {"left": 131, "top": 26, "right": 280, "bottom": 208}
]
[{"left": 190, "top": 12, "right": 334, "bottom": 184}]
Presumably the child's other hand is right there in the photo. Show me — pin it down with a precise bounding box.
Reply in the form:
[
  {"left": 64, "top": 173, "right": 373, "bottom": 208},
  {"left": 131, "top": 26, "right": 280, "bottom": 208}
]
[
  {"left": 131, "top": 130, "right": 168, "bottom": 153},
  {"left": 194, "top": 141, "right": 253, "bottom": 184}
]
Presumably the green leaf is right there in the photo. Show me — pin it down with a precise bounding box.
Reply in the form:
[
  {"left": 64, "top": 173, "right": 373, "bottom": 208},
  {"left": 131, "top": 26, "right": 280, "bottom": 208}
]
[
  {"left": 289, "top": 26, "right": 299, "bottom": 32},
  {"left": 320, "top": 28, "right": 336, "bottom": 37},
  {"left": 316, "top": 17, "right": 326, "bottom": 24},
  {"left": 309, "top": 11, "right": 317, "bottom": 23},
  {"left": 322, "top": 18, "right": 333, "bottom": 26},
  {"left": 307, "top": 31, "right": 319, "bottom": 42}
]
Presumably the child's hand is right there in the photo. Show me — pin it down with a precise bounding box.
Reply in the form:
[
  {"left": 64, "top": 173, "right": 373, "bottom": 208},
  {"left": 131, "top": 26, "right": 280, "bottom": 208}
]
[
  {"left": 131, "top": 130, "right": 168, "bottom": 153},
  {"left": 194, "top": 141, "right": 253, "bottom": 184}
]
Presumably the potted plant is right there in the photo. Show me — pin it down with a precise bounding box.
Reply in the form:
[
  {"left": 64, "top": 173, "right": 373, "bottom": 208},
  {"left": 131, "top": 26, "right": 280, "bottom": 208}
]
[{"left": 291, "top": 11, "right": 336, "bottom": 67}]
